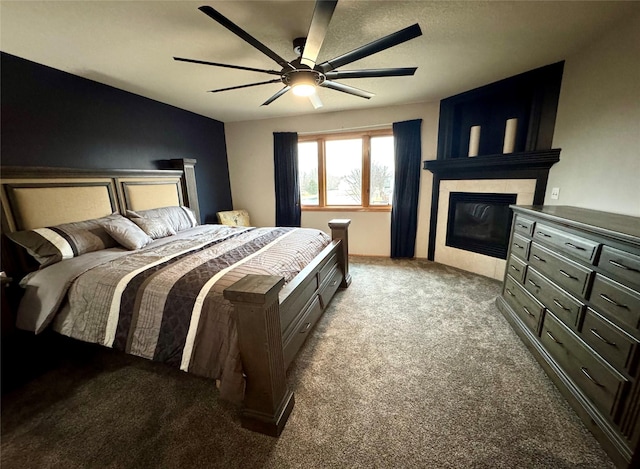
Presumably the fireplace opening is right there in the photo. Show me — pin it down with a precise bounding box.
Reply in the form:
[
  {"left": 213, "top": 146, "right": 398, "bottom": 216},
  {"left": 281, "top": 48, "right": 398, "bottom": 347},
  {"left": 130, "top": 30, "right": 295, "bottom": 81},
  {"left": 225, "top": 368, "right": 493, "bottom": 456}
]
[{"left": 446, "top": 192, "right": 517, "bottom": 259}]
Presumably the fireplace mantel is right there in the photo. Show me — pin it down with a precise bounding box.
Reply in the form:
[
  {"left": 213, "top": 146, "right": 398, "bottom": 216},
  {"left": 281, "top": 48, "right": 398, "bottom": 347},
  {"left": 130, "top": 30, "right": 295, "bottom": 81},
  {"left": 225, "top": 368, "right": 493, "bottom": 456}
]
[{"left": 423, "top": 149, "right": 561, "bottom": 179}]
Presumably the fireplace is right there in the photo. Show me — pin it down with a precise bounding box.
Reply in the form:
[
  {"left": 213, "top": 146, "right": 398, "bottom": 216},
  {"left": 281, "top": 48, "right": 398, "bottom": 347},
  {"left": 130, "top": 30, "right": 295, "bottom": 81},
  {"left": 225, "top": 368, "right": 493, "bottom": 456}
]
[
  {"left": 423, "top": 150, "right": 560, "bottom": 279},
  {"left": 446, "top": 192, "right": 517, "bottom": 259}
]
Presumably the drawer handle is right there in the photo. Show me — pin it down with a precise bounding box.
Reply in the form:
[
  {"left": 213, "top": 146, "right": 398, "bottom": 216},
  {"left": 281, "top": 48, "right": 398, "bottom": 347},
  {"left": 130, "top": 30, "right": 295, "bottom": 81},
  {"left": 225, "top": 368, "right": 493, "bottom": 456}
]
[
  {"left": 514, "top": 243, "right": 524, "bottom": 249},
  {"left": 552, "top": 299, "right": 570, "bottom": 311},
  {"left": 609, "top": 259, "right": 640, "bottom": 273},
  {"left": 523, "top": 306, "right": 534, "bottom": 317},
  {"left": 537, "top": 231, "right": 552, "bottom": 238},
  {"left": 565, "top": 242, "right": 586, "bottom": 251},
  {"left": 510, "top": 265, "right": 520, "bottom": 272},
  {"left": 300, "top": 322, "right": 311, "bottom": 334},
  {"left": 517, "top": 223, "right": 529, "bottom": 229},
  {"left": 528, "top": 279, "right": 541, "bottom": 289},
  {"left": 330, "top": 280, "right": 338, "bottom": 287},
  {"left": 505, "top": 288, "right": 515, "bottom": 297},
  {"left": 559, "top": 269, "right": 578, "bottom": 280},
  {"left": 546, "top": 331, "right": 562, "bottom": 344},
  {"left": 589, "top": 328, "right": 617, "bottom": 347},
  {"left": 580, "top": 367, "right": 603, "bottom": 387},
  {"left": 532, "top": 254, "right": 546, "bottom": 262},
  {"left": 599, "top": 293, "right": 629, "bottom": 310}
]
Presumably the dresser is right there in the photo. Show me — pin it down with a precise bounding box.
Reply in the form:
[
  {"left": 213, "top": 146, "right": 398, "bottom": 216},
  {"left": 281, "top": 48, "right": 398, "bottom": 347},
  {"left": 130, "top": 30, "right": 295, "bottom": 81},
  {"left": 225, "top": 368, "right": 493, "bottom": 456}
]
[{"left": 496, "top": 206, "right": 640, "bottom": 468}]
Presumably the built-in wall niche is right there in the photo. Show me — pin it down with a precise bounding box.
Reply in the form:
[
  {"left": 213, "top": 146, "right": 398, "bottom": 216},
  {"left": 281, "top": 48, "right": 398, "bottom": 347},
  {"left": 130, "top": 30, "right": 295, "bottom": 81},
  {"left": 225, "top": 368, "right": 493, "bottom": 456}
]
[{"left": 437, "top": 61, "right": 564, "bottom": 159}]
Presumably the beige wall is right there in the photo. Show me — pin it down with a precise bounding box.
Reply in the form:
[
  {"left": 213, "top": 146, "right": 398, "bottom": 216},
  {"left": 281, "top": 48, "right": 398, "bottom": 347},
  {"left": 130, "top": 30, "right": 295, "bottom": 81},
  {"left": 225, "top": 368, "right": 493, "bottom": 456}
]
[
  {"left": 225, "top": 102, "right": 439, "bottom": 257},
  {"left": 547, "top": 12, "right": 640, "bottom": 216}
]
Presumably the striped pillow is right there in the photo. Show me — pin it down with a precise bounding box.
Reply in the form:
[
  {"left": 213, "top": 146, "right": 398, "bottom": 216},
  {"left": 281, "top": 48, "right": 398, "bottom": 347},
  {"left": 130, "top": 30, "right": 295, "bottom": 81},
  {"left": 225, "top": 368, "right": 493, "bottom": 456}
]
[
  {"left": 126, "top": 206, "right": 197, "bottom": 233},
  {"left": 7, "top": 213, "right": 122, "bottom": 267}
]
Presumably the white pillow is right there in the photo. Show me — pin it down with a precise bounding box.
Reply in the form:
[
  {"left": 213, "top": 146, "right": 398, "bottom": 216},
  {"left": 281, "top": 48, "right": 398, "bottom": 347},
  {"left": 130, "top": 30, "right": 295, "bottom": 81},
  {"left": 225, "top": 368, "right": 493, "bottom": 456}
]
[{"left": 101, "top": 216, "right": 153, "bottom": 250}]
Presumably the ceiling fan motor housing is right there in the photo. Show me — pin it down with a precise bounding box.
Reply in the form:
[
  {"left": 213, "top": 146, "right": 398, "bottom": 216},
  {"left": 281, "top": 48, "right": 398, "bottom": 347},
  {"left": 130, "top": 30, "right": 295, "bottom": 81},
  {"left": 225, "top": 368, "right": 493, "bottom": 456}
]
[{"left": 283, "top": 68, "right": 326, "bottom": 87}]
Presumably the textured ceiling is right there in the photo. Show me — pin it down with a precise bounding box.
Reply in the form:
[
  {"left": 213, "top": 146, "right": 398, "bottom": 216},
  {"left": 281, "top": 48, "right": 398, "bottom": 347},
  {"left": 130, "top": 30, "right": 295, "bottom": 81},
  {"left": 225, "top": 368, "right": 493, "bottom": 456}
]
[{"left": 1, "top": 1, "right": 638, "bottom": 123}]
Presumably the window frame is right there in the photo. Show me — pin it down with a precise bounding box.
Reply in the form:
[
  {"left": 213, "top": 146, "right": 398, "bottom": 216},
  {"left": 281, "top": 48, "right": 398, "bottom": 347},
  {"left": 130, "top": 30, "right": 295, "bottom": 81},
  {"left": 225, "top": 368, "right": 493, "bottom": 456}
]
[{"left": 298, "top": 129, "right": 394, "bottom": 212}]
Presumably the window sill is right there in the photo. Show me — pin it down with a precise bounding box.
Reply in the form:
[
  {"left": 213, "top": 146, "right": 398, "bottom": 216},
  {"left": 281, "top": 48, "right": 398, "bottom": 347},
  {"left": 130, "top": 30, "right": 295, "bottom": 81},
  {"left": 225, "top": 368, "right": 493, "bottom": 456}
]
[{"left": 302, "top": 206, "right": 392, "bottom": 213}]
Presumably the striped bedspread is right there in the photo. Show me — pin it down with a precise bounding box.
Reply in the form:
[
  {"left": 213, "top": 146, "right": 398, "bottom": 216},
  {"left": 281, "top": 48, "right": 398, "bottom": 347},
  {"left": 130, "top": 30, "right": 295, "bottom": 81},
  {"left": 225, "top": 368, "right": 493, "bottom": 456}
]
[{"left": 52, "top": 225, "right": 331, "bottom": 401}]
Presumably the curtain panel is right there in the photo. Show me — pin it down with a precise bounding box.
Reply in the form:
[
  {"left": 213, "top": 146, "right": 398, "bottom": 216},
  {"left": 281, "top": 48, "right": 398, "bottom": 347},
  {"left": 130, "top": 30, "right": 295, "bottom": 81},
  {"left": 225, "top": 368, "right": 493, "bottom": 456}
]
[
  {"left": 273, "top": 132, "right": 301, "bottom": 227},
  {"left": 391, "top": 119, "right": 422, "bottom": 258}
]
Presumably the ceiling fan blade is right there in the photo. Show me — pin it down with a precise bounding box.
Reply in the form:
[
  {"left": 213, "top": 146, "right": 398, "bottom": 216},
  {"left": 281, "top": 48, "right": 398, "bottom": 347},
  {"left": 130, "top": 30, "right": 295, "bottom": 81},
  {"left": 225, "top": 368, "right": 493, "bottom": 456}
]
[
  {"left": 262, "top": 86, "right": 291, "bottom": 106},
  {"left": 317, "top": 23, "right": 422, "bottom": 73},
  {"left": 198, "top": 6, "right": 295, "bottom": 71},
  {"left": 208, "top": 79, "right": 282, "bottom": 93},
  {"left": 300, "top": 0, "right": 338, "bottom": 68},
  {"left": 321, "top": 80, "right": 374, "bottom": 99},
  {"left": 174, "top": 57, "right": 281, "bottom": 76},
  {"left": 325, "top": 67, "right": 417, "bottom": 80},
  {"left": 308, "top": 93, "right": 324, "bottom": 109}
]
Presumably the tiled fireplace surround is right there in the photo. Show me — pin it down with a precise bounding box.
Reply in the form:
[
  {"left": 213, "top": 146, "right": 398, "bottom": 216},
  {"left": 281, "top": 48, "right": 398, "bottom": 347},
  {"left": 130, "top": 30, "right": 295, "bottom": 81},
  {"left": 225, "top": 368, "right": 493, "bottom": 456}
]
[
  {"left": 435, "top": 178, "right": 535, "bottom": 280},
  {"left": 423, "top": 150, "right": 561, "bottom": 281}
]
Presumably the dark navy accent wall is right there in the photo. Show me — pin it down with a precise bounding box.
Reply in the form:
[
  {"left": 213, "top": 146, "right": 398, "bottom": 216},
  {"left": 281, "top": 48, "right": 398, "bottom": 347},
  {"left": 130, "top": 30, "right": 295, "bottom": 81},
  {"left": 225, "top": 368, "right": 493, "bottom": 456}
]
[{"left": 0, "top": 52, "right": 233, "bottom": 224}]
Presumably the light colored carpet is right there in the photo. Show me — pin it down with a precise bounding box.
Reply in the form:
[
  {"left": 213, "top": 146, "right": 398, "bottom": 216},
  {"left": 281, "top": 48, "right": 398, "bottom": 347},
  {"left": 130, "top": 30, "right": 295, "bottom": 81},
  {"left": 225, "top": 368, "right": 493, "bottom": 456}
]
[{"left": 1, "top": 257, "right": 615, "bottom": 468}]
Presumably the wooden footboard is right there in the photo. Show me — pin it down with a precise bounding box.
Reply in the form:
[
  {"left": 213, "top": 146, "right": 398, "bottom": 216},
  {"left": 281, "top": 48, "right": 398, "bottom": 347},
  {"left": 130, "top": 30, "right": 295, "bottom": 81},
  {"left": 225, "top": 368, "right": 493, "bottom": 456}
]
[{"left": 223, "top": 219, "right": 350, "bottom": 436}]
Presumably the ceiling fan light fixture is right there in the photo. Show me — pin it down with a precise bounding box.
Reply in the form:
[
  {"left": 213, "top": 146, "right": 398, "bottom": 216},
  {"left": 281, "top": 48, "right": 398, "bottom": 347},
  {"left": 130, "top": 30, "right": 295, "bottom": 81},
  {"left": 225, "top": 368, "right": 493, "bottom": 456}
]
[
  {"left": 292, "top": 83, "right": 316, "bottom": 96},
  {"left": 287, "top": 70, "right": 322, "bottom": 96}
]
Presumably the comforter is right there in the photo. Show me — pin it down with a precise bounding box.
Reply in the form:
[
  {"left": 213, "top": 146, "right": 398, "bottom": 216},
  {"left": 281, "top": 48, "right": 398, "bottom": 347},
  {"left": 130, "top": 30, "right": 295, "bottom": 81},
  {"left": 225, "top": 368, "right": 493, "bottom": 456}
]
[{"left": 17, "top": 225, "right": 331, "bottom": 400}]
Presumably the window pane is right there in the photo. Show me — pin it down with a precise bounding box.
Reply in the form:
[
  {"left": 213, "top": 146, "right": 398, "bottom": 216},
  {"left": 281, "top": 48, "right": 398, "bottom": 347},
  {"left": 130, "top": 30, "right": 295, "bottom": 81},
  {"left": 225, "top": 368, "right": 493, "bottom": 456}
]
[
  {"left": 298, "top": 141, "right": 319, "bottom": 205},
  {"left": 370, "top": 136, "right": 394, "bottom": 205},
  {"left": 325, "top": 139, "right": 362, "bottom": 205}
]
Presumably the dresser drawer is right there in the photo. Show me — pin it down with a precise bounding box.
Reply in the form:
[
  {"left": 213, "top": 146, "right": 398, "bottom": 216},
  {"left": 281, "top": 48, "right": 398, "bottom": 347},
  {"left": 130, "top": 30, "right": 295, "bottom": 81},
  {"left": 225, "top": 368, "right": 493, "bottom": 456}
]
[
  {"left": 589, "top": 274, "right": 640, "bottom": 331},
  {"left": 510, "top": 233, "right": 531, "bottom": 261},
  {"left": 283, "top": 295, "right": 323, "bottom": 368},
  {"left": 318, "top": 253, "right": 338, "bottom": 285},
  {"left": 525, "top": 268, "right": 583, "bottom": 329},
  {"left": 533, "top": 223, "right": 600, "bottom": 264},
  {"left": 506, "top": 255, "right": 527, "bottom": 284},
  {"left": 514, "top": 216, "right": 535, "bottom": 236},
  {"left": 504, "top": 275, "right": 545, "bottom": 334},
  {"left": 280, "top": 274, "right": 319, "bottom": 333},
  {"left": 529, "top": 243, "right": 592, "bottom": 297},
  {"left": 581, "top": 308, "right": 639, "bottom": 373},
  {"left": 598, "top": 245, "right": 640, "bottom": 291},
  {"left": 319, "top": 264, "right": 343, "bottom": 309},
  {"left": 541, "top": 313, "right": 629, "bottom": 417}
]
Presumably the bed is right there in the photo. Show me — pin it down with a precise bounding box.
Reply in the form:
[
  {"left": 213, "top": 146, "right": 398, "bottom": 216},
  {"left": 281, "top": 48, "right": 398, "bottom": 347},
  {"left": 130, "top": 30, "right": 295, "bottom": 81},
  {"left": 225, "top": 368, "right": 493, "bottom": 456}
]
[{"left": 0, "top": 160, "right": 351, "bottom": 436}]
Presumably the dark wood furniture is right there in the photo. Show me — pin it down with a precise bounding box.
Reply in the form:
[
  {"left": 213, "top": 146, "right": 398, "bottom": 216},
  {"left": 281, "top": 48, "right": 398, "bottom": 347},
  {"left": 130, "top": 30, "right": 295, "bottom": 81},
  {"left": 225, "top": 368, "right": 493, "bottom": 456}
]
[
  {"left": 224, "top": 219, "right": 350, "bottom": 436},
  {"left": 0, "top": 163, "right": 350, "bottom": 437},
  {"left": 496, "top": 206, "right": 640, "bottom": 468}
]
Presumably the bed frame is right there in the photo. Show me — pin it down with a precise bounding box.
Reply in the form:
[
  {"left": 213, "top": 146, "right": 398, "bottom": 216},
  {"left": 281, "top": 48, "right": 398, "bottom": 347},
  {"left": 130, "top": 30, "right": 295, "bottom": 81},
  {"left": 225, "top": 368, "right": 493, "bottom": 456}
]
[{"left": 0, "top": 160, "right": 351, "bottom": 437}]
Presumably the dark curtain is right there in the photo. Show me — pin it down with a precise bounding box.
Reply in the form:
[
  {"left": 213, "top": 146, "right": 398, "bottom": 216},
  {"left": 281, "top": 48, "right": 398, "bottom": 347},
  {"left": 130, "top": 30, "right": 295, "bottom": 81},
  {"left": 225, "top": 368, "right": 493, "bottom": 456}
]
[
  {"left": 273, "top": 132, "right": 301, "bottom": 227},
  {"left": 391, "top": 119, "right": 422, "bottom": 258}
]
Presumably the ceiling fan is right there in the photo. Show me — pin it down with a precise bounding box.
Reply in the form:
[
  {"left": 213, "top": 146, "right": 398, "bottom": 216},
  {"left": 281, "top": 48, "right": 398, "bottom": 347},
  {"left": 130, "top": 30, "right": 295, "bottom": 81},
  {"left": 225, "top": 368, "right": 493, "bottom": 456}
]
[{"left": 174, "top": 1, "right": 422, "bottom": 108}]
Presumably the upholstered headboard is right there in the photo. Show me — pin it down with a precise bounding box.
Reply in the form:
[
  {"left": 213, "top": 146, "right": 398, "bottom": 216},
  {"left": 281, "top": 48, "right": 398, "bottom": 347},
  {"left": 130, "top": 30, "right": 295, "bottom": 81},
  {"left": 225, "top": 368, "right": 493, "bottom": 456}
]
[{"left": 0, "top": 159, "right": 199, "bottom": 276}]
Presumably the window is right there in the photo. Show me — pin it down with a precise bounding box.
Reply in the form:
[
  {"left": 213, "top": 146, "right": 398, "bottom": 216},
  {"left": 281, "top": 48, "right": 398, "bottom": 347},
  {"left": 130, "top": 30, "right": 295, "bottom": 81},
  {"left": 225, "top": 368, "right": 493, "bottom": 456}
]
[{"left": 298, "top": 130, "right": 394, "bottom": 211}]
